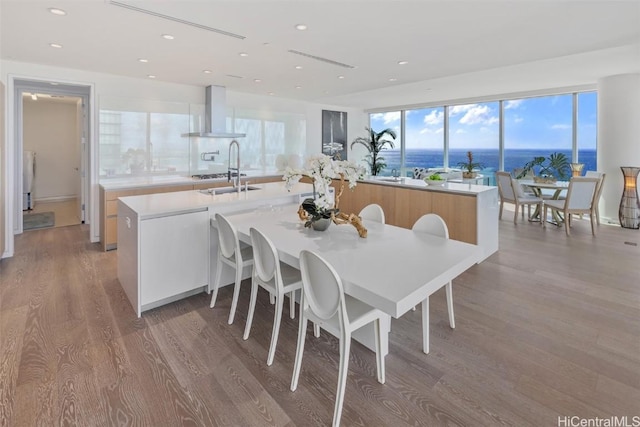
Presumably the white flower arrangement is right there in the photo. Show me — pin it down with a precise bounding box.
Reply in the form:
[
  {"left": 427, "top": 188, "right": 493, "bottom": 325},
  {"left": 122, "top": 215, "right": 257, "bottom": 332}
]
[{"left": 283, "top": 154, "right": 365, "bottom": 214}]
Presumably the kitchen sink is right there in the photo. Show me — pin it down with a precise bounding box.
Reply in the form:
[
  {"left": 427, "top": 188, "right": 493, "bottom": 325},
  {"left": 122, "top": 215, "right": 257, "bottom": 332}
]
[{"left": 198, "top": 185, "right": 261, "bottom": 195}]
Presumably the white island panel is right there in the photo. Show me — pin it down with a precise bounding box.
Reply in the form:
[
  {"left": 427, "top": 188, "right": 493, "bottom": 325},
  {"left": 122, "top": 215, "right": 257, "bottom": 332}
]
[{"left": 117, "top": 181, "right": 314, "bottom": 316}]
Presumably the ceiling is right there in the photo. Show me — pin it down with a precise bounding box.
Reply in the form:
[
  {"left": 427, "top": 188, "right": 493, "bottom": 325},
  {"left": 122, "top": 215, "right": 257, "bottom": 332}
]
[{"left": 1, "top": 0, "right": 639, "bottom": 109}]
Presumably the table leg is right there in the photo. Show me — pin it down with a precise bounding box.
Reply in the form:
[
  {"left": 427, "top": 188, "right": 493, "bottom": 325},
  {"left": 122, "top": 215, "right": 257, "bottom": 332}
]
[
  {"left": 529, "top": 187, "right": 543, "bottom": 221},
  {"left": 421, "top": 296, "right": 430, "bottom": 354}
]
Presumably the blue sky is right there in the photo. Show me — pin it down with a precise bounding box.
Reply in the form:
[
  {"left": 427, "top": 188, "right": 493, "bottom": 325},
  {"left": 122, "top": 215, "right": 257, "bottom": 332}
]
[{"left": 370, "top": 92, "right": 597, "bottom": 150}]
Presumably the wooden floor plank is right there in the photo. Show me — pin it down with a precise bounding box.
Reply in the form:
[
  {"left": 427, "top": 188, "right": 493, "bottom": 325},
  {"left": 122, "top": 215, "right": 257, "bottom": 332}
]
[{"left": 1, "top": 220, "right": 639, "bottom": 426}]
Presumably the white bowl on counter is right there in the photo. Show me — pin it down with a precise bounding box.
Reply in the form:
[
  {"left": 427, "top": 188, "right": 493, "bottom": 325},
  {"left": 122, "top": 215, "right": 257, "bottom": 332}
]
[{"left": 424, "top": 178, "right": 446, "bottom": 186}]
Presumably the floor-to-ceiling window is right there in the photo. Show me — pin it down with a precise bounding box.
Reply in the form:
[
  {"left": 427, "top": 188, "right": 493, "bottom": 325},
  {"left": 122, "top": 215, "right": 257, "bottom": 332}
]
[
  {"left": 404, "top": 107, "right": 445, "bottom": 175},
  {"left": 370, "top": 111, "right": 401, "bottom": 176},
  {"left": 368, "top": 90, "right": 597, "bottom": 180},
  {"left": 503, "top": 94, "right": 573, "bottom": 176},
  {"left": 448, "top": 102, "right": 499, "bottom": 183},
  {"left": 577, "top": 92, "right": 597, "bottom": 171}
]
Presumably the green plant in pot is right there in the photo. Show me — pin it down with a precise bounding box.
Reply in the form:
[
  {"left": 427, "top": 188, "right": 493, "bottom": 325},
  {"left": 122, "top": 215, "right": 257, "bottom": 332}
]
[
  {"left": 516, "top": 152, "right": 570, "bottom": 183},
  {"left": 457, "top": 151, "right": 484, "bottom": 178},
  {"left": 350, "top": 127, "right": 397, "bottom": 176}
]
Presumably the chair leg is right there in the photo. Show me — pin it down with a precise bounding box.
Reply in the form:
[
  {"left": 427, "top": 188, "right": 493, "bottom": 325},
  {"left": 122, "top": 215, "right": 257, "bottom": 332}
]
[
  {"left": 267, "top": 293, "right": 285, "bottom": 366},
  {"left": 333, "top": 333, "right": 351, "bottom": 427},
  {"left": 590, "top": 212, "right": 597, "bottom": 236},
  {"left": 499, "top": 201, "right": 504, "bottom": 220},
  {"left": 269, "top": 293, "right": 275, "bottom": 305},
  {"left": 313, "top": 323, "right": 321, "bottom": 337},
  {"left": 373, "top": 319, "right": 385, "bottom": 384},
  {"left": 445, "top": 281, "right": 455, "bottom": 329},
  {"left": 595, "top": 206, "right": 601, "bottom": 225},
  {"left": 513, "top": 204, "right": 519, "bottom": 223},
  {"left": 227, "top": 264, "right": 243, "bottom": 325},
  {"left": 210, "top": 257, "right": 223, "bottom": 308},
  {"left": 565, "top": 211, "right": 571, "bottom": 236},
  {"left": 289, "top": 291, "right": 296, "bottom": 319},
  {"left": 542, "top": 205, "right": 547, "bottom": 228},
  {"left": 290, "top": 315, "right": 308, "bottom": 392},
  {"left": 421, "top": 296, "right": 430, "bottom": 354},
  {"left": 242, "top": 279, "right": 260, "bottom": 340}
]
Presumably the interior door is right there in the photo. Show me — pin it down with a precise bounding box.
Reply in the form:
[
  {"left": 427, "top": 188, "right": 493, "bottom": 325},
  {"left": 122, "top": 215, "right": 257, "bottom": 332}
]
[{"left": 78, "top": 98, "right": 88, "bottom": 223}]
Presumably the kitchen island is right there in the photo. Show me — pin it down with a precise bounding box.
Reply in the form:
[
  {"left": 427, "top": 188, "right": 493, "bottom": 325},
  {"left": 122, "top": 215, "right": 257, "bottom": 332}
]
[
  {"left": 117, "top": 181, "right": 312, "bottom": 317},
  {"left": 335, "top": 177, "right": 499, "bottom": 261},
  {"left": 100, "top": 173, "right": 283, "bottom": 250}
]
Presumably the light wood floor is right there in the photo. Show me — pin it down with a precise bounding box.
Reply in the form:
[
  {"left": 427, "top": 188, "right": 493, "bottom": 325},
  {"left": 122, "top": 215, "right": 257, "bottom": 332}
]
[
  {"left": 23, "top": 199, "right": 82, "bottom": 229},
  {"left": 1, "top": 215, "right": 639, "bottom": 426}
]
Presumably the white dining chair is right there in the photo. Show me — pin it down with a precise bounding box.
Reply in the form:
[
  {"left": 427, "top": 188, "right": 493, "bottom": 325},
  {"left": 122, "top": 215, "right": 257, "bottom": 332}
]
[
  {"left": 291, "top": 250, "right": 386, "bottom": 427},
  {"left": 358, "top": 203, "right": 385, "bottom": 224},
  {"left": 210, "top": 213, "right": 254, "bottom": 325},
  {"left": 585, "top": 171, "right": 606, "bottom": 225},
  {"left": 243, "top": 227, "right": 303, "bottom": 366},
  {"left": 543, "top": 177, "right": 598, "bottom": 236},
  {"left": 411, "top": 214, "right": 455, "bottom": 347},
  {"left": 496, "top": 171, "right": 544, "bottom": 223}
]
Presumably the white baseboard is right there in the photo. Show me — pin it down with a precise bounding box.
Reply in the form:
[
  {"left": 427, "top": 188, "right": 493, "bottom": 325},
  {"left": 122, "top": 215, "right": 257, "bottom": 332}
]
[{"left": 34, "top": 195, "right": 77, "bottom": 203}]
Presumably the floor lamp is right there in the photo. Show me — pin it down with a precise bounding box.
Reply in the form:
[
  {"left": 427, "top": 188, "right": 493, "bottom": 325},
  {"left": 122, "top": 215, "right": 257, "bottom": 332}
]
[{"left": 619, "top": 166, "right": 640, "bottom": 229}]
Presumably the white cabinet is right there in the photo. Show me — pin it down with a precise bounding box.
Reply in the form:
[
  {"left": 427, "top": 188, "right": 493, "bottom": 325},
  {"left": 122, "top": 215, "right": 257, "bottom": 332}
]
[
  {"left": 140, "top": 210, "right": 209, "bottom": 307},
  {"left": 118, "top": 204, "right": 210, "bottom": 317}
]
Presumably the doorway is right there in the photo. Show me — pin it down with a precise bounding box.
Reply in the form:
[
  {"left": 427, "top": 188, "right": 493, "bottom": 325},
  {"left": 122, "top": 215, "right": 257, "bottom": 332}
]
[{"left": 13, "top": 79, "right": 91, "bottom": 233}]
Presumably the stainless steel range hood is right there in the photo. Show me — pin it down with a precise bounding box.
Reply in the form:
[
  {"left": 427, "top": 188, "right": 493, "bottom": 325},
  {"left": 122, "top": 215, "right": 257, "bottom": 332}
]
[{"left": 183, "top": 85, "right": 245, "bottom": 138}]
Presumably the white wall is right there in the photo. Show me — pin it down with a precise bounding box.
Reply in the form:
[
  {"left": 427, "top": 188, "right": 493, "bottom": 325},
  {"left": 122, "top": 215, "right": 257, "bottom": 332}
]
[
  {"left": 23, "top": 97, "right": 79, "bottom": 201},
  {"left": 1, "top": 59, "right": 367, "bottom": 257},
  {"left": 597, "top": 73, "right": 640, "bottom": 224},
  {"left": 0, "top": 80, "right": 6, "bottom": 257},
  {"left": 228, "top": 91, "right": 368, "bottom": 161}
]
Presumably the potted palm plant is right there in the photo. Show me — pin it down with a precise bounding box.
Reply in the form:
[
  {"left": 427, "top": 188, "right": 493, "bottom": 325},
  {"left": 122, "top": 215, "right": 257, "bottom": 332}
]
[
  {"left": 457, "top": 151, "right": 484, "bottom": 178},
  {"left": 516, "top": 152, "right": 570, "bottom": 183},
  {"left": 350, "top": 127, "right": 397, "bottom": 176}
]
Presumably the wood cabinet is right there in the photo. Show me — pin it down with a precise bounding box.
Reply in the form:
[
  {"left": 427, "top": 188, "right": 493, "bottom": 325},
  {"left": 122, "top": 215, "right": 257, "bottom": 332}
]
[
  {"left": 100, "top": 176, "right": 282, "bottom": 251},
  {"left": 334, "top": 180, "right": 499, "bottom": 261}
]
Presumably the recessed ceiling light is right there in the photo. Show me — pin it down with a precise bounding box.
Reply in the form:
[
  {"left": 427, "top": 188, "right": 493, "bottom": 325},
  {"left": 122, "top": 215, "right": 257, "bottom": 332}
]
[
  {"left": 254, "top": 79, "right": 262, "bottom": 83},
  {"left": 48, "top": 8, "right": 66, "bottom": 16},
  {"left": 50, "top": 82, "right": 59, "bottom": 85},
  {"left": 161, "top": 34, "right": 174, "bottom": 40},
  {"left": 295, "top": 24, "right": 307, "bottom": 30},
  {"left": 268, "top": 92, "right": 275, "bottom": 96},
  {"left": 147, "top": 75, "right": 156, "bottom": 79},
  {"left": 398, "top": 60, "right": 409, "bottom": 65},
  {"left": 49, "top": 43, "right": 63, "bottom": 49},
  {"left": 203, "top": 69, "right": 212, "bottom": 74},
  {"left": 295, "top": 65, "right": 303, "bottom": 70},
  {"left": 138, "top": 58, "right": 149, "bottom": 63},
  {"left": 389, "top": 78, "right": 397, "bottom": 82},
  {"left": 338, "top": 75, "right": 345, "bottom": 79},
  {"left": 295, "top": 86, "right": 302, "bottom": 89},
  {"left": 239, "top": 52, "right": 249, "bottom": 57}
]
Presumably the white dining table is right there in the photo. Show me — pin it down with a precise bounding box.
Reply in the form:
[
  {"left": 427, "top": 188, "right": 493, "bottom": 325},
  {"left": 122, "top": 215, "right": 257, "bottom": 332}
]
[
  {"left": 220, "top": 204, "right": 482, "bottom": 355},
  {"left": 519, "top": 179, "right": 570, "bottom": 223}
]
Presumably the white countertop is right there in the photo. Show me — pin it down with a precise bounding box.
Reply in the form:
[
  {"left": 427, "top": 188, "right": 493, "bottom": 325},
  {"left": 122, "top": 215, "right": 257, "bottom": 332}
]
[
  {"left": 100, "top": 172, "right": 283, "bottom": 191},
  {"left": 361, "top": 176, "right": 495, "bottom": 195},
  {"left": 118, "top": 181, "right": 312, "bottom": 218}
]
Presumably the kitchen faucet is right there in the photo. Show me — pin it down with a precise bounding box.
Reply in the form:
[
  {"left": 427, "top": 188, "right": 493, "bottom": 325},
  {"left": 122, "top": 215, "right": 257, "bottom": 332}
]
[{"left": 228, "top": 139, "right": 241, "bottom": 192}]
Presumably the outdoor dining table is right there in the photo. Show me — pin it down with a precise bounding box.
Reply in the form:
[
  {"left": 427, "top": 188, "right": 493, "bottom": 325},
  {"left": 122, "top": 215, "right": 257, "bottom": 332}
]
[
  {"left": 220, "top": 204, "right": 482, "bottom": 355},
  {"left": 519, "top": 179, "right": 570, "bottom": 224}
]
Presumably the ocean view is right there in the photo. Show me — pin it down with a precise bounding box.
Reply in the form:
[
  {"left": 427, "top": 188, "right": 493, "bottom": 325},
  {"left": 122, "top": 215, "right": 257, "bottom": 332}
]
[{"left": 380, "top": 149, "right": 597, "bottom": 184}]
